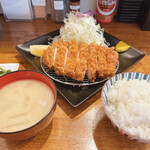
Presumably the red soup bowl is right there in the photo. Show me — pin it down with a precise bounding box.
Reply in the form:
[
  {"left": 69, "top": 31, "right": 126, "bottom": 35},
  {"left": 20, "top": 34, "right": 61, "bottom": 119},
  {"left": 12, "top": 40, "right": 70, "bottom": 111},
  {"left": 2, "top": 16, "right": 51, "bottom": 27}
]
[{"left": 0, "top": 70, "right": 57, "bottom": 140}]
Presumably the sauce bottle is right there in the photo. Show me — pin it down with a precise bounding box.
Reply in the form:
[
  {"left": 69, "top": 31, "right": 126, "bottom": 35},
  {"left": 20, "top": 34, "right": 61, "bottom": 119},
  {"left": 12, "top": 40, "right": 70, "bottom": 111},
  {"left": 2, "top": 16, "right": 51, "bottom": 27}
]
[
  {"left": 96, "top": 0, "right": 116, "bottom": 23},
  {"left": 70, "top": 0, "right": 80, "bottom": 12}
]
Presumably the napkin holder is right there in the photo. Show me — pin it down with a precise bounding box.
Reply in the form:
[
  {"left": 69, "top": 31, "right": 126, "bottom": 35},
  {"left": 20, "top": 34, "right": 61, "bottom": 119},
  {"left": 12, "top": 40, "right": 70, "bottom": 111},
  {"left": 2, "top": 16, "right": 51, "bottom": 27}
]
[{"left": 138, "top": 0, "right": 150, "bottom": 31}]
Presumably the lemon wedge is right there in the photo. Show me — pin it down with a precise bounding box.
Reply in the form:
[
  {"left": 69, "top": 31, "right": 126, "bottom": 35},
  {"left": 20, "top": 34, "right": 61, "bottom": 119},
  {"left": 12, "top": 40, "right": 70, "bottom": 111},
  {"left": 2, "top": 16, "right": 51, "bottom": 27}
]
[
  {"left": 30, "top": 45, "right": 48, "bottom": 57},
  {"left": 115, "top": 41, "right": 130, "bottom": 52}
]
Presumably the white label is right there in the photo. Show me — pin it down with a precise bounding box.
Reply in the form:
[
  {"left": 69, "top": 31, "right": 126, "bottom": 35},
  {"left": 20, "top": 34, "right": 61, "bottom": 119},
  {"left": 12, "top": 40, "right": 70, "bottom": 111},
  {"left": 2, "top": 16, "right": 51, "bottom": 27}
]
[
  {"left": 32, "top": 0, "right": 46, "bottom": 6},
  {"left": 54, "top": 1, "right": 64, "bottom": 10},
  {"left": 70, "top": 5, "right": 80, "bottom": 10}
]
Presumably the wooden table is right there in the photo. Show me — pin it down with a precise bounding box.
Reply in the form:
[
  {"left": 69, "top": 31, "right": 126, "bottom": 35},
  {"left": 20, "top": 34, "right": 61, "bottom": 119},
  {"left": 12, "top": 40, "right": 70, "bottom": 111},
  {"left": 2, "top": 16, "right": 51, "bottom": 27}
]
[{"left": 0, "top": 15, "right": 150, "bottom": 150}]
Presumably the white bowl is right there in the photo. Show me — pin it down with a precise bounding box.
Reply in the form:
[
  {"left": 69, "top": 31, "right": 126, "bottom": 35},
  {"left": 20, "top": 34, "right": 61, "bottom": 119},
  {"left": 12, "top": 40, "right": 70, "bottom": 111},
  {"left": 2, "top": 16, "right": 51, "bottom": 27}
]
[{"left": 101, "top": 72, "right": 150, "bottom": 143}]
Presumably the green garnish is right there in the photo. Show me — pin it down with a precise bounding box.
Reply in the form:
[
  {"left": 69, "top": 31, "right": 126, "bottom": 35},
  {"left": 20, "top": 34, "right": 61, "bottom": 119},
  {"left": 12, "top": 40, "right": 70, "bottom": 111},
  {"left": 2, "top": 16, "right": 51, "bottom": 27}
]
[{"left": 0, "top": 67, "right": 11, "bottom": 77}]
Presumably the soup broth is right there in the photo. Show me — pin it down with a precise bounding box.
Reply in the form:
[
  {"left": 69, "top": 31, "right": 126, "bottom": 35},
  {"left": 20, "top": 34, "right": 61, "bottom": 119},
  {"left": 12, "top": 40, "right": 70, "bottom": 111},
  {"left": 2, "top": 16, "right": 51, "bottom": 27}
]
[{"left": 0, "top": 79, "right": 54, "bottom": 132}]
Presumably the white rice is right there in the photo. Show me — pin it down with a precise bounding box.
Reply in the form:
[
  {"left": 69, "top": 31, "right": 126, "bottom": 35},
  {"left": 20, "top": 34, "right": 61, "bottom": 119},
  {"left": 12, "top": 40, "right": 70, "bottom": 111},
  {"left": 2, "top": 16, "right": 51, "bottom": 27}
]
[{"left": 106, "top": 78, "right": 150, "bottom": 140}]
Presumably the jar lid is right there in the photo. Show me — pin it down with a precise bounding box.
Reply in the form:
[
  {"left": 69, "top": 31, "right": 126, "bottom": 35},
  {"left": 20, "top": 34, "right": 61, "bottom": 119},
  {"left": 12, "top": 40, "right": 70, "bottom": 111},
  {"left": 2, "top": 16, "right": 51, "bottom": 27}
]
[{"left": 70, "top": 0, "right": 80, "bottom": 2}]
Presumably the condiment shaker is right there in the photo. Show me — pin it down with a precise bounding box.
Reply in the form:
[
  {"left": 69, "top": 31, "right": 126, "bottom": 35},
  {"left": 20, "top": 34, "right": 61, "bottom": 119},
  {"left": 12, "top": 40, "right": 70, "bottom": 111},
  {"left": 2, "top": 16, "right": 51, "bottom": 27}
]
[
  {"left": 32, "top": 0, "right": 47, "bottom": 19},
  {"left": 50, "top": 0, "right": 69, "bottom": 22}
]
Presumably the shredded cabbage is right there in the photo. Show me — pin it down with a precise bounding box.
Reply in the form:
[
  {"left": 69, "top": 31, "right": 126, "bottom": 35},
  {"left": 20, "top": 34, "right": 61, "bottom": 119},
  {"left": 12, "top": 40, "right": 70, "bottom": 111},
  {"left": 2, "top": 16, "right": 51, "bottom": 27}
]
[{"left": 58, "top": 12, "right": 107, "bottom": 46}]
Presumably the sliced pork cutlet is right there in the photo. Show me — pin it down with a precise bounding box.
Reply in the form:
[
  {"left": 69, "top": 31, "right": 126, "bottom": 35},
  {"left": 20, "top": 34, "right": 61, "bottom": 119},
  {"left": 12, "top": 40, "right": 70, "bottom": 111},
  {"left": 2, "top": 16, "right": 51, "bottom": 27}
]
[
  {"left": 86, "top": 43, "right": 99, "bottom": 82},
  {"left": 42, "top": 41, "right": 59, "bottom": 70},
  {"left": 54, "top": 39, "right": 68, "bottom": 76},
  {"left": 42, "top": 45, "right": 51, "bottom": 66},
  {"left": 97, "top": 45, "right": 108, "bottom": 79},
  {"left": 64, "top": 39, "right": 79, "bottom": 79},
  {"left": 106, "top": 47, "right": 119, "bottom": 77},
  {"left": 74, "top": 42, "right": 89, "bottom": 81}
]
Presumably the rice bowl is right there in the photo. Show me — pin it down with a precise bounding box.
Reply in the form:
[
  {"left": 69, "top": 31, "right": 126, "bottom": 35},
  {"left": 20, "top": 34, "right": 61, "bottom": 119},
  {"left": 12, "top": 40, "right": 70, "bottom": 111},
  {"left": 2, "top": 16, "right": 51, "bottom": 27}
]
[{"left": 102, "top": 72, "right": 150, "bottom": 143}]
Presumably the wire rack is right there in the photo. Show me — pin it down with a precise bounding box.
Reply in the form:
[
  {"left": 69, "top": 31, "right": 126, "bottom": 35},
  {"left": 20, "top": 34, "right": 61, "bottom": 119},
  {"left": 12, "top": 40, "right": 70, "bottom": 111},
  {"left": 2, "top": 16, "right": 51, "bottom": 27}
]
[{"left": 40, "top": 57, "right": 119, "bottom": 86}]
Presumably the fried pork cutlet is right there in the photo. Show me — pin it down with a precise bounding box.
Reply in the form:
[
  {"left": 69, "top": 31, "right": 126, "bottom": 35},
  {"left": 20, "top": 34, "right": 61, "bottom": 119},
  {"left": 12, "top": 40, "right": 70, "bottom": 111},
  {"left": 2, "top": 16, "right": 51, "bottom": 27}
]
[
  {"left": 106, "top": 47, "right": 119, "bottom": 77},
  {"left": 86, "top": 43, "right": 99, "bottom": 82},
  {"left": 42, "top": 39, "right": 119, "bottom": 82},
  {"left": 74, "top": 42, "right": 89, "bottom": 81},
  {"left": 42, "top": 41, "right": 59, "bottom": 70},
  {"left": 54, "top": 39, "right": 68, "bottom": 76},
  {"left": 64, "top": 39, "right": 79, "bottom": 78},
  {"left": 97, "top": 45, "right": 108, "bottom": 79},
  {"left": 42, "top": 45, "right": 51, "bottom": 67}
]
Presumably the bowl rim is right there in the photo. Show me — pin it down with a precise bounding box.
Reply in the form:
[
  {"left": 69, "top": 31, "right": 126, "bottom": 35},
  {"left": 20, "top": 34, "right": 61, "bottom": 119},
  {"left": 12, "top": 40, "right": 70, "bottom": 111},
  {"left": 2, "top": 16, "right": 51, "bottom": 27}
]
[
  {"left": 0, "top": 70, "right": 57, "bottom": 134},
  {"left": 101, "top": 71, "right": 150, "bottom": 143}
]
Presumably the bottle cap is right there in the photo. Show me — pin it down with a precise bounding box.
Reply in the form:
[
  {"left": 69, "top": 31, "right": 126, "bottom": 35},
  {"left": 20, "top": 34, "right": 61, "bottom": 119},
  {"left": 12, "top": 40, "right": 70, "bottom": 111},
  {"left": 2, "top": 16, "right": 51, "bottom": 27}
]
[{"left": 70, "top": 0, "right": 80, "bottom": 2}]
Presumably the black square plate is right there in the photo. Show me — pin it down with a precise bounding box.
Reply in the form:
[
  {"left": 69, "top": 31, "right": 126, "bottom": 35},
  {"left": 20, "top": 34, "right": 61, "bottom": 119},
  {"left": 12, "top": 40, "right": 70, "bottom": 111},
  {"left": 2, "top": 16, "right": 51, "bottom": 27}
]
[{"left": 16, "top": 30, "right": 145, "bottom": 107}]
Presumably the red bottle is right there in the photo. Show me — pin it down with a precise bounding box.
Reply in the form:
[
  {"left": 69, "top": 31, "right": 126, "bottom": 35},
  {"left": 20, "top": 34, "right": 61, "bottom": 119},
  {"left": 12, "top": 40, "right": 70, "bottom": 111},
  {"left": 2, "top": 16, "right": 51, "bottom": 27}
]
[{"left": 96, "top": 0, "right": 116, "bottom": 23}]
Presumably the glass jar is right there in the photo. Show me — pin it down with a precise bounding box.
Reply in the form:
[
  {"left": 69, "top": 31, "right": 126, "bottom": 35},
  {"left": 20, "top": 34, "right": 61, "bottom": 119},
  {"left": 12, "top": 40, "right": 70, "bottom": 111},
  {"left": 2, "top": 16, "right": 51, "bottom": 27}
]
[
  {"left": 50, "top": 0, "right": 69, "bottom": 22},
  {"left": 32, "top": 0, "right": 47, "bottom": 19},
  {"left": 70, "top": 0, "right": 80, "bottom": 12}
]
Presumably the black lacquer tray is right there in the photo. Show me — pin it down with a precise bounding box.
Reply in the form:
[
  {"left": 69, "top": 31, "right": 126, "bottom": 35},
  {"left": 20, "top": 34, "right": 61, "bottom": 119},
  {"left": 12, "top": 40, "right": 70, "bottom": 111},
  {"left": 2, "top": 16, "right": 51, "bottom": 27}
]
[{"left": 16, "top": 30, "right": 145, "bottom": 107}]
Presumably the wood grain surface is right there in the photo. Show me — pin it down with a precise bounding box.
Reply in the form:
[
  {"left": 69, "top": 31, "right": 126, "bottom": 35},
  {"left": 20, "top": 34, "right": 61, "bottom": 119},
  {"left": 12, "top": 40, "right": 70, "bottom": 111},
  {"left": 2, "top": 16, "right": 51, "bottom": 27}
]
[{"left": 0, "top": 15, "right": 150, "bottom": 150}]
